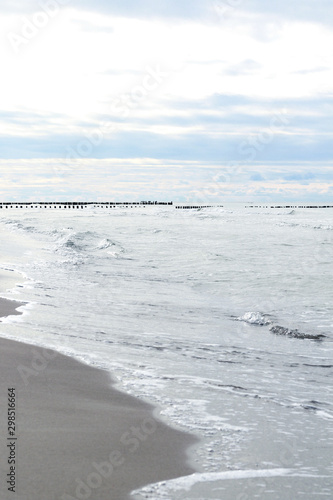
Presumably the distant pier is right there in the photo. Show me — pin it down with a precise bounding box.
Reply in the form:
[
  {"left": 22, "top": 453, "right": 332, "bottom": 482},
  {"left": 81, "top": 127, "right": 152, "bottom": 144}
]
[
  {"left": 175, "top": 205, "right": 223, "bottom": 209},
  {"left": 245, "top": 205, "right": 333, "bottom": 209},
  {"left": 0, "top": 201, "right": 173, "bottom": 209},
  {"left": 0, "top": 202, "right": 332, "bottom": 210},
  {"left": 0, "top": 201, "right": 223, "bottom": 210}
]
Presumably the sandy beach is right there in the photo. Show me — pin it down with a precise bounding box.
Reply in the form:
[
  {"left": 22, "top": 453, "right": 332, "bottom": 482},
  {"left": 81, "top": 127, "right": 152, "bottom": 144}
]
[{"left": 0, "top": 300, "right": 198, "bottom": 500}]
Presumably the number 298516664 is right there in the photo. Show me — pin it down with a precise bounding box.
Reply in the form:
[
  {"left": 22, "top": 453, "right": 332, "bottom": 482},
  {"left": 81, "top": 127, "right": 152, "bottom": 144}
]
[{"left": 8, "top": 389, "right": 16, "bottom": 437}]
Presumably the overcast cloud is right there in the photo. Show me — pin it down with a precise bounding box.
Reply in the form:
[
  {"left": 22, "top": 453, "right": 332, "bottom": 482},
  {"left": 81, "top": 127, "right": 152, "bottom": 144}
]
[{"left": 0, "top": 0, "right": 332, "bottom": 201}]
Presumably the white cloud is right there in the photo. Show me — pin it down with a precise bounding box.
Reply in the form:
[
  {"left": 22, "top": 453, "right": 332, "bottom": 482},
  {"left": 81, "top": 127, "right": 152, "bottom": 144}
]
[
  {"left": 1, "top": 3, "right": 333, "bottom": 201},
  {"left": 1, "top": 8, "right": 332, "bottom": 121},
  {"left": 1, "top": 159, "right": 333, "bottom": 203}
]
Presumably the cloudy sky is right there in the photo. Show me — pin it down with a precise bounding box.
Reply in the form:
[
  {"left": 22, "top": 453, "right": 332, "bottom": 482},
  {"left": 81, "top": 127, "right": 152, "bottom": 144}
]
[{"left": 1, "top": 0, "right": 333, "bottom": 201}]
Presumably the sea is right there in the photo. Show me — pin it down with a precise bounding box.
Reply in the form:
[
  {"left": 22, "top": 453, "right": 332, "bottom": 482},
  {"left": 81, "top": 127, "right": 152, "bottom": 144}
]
[{"left": 0, "top": 204, "right": 332, "bottom": 500}]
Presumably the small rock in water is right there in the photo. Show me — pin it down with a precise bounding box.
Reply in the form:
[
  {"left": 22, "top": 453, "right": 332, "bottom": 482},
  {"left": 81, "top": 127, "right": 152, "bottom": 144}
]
[{"left": 270, "top": 325, "right": 326, "bottom": 340}]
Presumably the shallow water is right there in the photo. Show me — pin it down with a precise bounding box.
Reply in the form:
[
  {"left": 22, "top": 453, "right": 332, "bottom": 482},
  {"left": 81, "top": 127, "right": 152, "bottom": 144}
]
[{"left": 0, "top": 205, "right": 332, "bottom": 499}]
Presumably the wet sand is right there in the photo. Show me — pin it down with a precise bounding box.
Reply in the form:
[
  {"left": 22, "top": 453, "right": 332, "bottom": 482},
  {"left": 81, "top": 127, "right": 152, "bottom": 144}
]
[
  {"left": 0, "top": 300, "right": 198, "bottom": 500},
  {"left": 0, "top": 297, "right": 23, "bottom": 318}
]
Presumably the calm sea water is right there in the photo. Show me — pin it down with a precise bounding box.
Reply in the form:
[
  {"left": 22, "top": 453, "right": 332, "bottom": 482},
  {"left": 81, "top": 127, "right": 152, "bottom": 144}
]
[{"left": 0, "top": 205, "right": 332, "bottom": 499}]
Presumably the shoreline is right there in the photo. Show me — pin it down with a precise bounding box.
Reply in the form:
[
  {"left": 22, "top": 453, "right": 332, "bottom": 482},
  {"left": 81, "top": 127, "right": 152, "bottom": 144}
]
[
  {"left": 0, "top": 268, "right": 26, "bottom": 318},
  {"left": 0, "top": 300, "right": 198, "bottom": 500},
  {"left": 0, "top": 297, "right": 24, "bottom": 318}
]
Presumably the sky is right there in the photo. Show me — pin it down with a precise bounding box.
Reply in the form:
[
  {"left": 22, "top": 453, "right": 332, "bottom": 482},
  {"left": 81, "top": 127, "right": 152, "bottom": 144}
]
[{"left": 0, "top": 0, "right": 333, "bottom": 201}]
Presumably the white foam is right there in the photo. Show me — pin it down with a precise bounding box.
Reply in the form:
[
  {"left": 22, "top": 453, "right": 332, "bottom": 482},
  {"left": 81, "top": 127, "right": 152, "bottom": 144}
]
[
  {"left": 237, "top": 311, "right": 271, "bottom": 326},
  {"left": 316, "top": 410, "right": 333, "bottom": 420},
  {"left": 132, "top": 469, "right": 295, "bottom": 497},
  {"left": 0, "top": 299, "right": 36, "bottom": 324}
]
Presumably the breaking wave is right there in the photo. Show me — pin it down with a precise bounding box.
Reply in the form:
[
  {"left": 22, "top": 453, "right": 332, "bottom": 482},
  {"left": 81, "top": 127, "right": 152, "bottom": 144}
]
[
  {"left": 237, "top": 311, "right": 272, "bottom": 326},
  {"left": 96, "top": 238, "right": 117, "bottom": 250},
  {"left": 237, "top": 312, "right": 327, "bottom": 341}
]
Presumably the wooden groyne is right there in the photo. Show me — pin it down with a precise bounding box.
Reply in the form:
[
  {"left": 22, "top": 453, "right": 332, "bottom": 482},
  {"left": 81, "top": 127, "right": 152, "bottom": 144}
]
[
  {"left": 175, "top": 205, "right": 223, "bottom": 209},
  {"left": 0, "top": 201, "right": 173, "bottom": 209},
  {"left": 0, "top": 201, "right": 222, "bottom": 210},
  {"left": 245, "top": 205, "right": 333, "bottom": 209},
  {"left": 1, "top": 202, "right": 332, "bottom": 210}
]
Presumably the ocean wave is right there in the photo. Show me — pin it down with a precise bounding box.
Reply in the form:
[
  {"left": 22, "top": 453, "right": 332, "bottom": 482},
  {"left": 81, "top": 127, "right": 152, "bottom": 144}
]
[
  {"left": 53, "top": 236, "right": 83, "bottom": 252},
  {"left": 277, "top": 221, "right": 333, "bottom": 231},
  {"left": 96, "top": 238, "right": 117, "bottom": 250},
  {"left": 1, "top": 219, "right": 37, "bottom": 233},
  {"left": 236, "top": 312, "right": 327, "bottom": 341},
  {"left": 53, "top": 231, "right": 100, "bottom": 253},
  {"left": 95, "top": 238, "right": 126, "bottom": 258},
  {"left": 237, "top": 311, "right": 272, "bottom": 326},
  {"left": 133, "top": 468, "right": 295, "bottom": 498}
]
